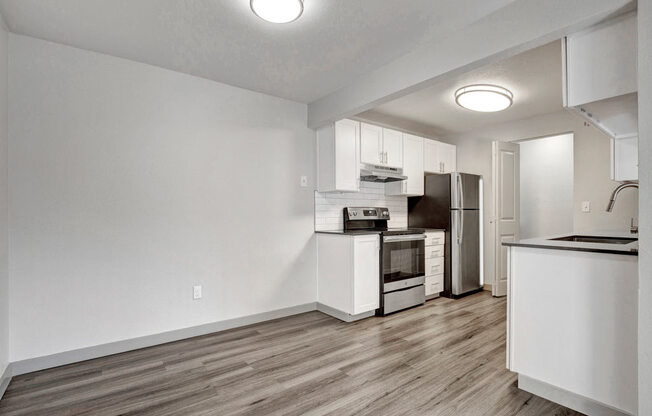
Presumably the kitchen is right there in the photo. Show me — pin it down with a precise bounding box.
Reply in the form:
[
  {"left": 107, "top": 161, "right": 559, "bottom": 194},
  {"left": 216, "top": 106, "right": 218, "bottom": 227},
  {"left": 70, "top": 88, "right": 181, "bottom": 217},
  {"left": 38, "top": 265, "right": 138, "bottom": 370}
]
[
  {"left": 312, "top": 10, "right": 639, "bottom": 416},
  {"left": 0, "top": 1, "right": 649, "bottom": 416}
]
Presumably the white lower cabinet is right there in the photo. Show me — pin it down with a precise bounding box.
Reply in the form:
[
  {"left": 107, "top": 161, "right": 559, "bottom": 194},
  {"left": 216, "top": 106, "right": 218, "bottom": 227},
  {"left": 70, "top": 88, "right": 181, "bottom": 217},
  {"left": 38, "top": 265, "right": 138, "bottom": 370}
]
[
  {"left": 425, "top": 274, "right": 444, "bottom": 296},
  {"left": 425, "top": 257, "right": 444, "bottom": 277},
  {"left": 424, "top": 230, "right": 445, "bottom": 298},
  {"left": 317, "top": 233, "right": 380, "bottom": 320}
]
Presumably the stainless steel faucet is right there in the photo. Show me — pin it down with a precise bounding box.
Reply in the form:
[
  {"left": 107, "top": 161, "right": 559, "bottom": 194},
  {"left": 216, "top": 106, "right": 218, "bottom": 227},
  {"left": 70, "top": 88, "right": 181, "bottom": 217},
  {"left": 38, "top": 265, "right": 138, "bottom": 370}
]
[
  {"left": 631, "top": 218, "right": 639, "bottom": 235},
  {"left": 606, "top": 181, "right": 638, "bottom": 212}
]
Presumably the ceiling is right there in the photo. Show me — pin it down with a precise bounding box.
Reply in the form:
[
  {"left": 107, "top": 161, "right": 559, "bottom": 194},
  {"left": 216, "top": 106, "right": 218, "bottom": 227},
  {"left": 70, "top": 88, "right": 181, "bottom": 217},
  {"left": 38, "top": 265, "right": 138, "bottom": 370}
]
[
  {"left": 0, "top": 0, "right": 515, "bottom": 103},
  {"left": 357, "top": 40, "right": 563, "bottom": 137}
]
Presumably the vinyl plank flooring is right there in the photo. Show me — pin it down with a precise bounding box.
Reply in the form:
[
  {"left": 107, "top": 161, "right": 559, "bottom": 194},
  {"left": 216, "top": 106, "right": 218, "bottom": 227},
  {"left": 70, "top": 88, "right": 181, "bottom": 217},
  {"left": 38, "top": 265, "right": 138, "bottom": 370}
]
[{"left": 0, "top": 292, "right": 584, "bottom": 416}]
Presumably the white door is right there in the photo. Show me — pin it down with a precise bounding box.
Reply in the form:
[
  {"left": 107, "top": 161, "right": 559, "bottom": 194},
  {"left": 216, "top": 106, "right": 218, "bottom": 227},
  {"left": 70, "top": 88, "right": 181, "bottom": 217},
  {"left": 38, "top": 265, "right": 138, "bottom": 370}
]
[
  {"left": 352, "top": 235, "right": 380, "bottom": 314},
  {"left": 439, "top": 142, "right": 457, "bottom": 173},
  {"left": 360, "top": 123, "right": 383, "bottom": 165},
  {"left": 492, "top": 141, "right": 520, "bottom": 297},
  {"left": 382, "top": 128, "right": 403, "bottom": 168},
  {"left": 423, "top": 139, "right": 440, "bottom": 173}
]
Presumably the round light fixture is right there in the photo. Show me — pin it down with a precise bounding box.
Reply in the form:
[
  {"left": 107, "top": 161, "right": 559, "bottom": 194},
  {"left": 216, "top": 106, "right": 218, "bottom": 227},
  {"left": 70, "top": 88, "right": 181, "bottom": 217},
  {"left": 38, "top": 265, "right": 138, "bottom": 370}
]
[
  {"left": 250, "top": 0, "right": 304, "bottom": 23},
  {"left": 454, "top": 84, "right": 513, "bottom": 112}
]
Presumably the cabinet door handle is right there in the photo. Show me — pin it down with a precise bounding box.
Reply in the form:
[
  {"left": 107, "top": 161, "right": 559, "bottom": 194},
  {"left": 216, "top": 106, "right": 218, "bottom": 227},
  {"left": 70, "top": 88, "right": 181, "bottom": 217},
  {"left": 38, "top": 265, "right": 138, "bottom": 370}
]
[
  {"left": 440, "top": 162, "right": 444, "bottom": 173},
  {"left": 379, "top": 152, "right": 383, "bottom": 164}
]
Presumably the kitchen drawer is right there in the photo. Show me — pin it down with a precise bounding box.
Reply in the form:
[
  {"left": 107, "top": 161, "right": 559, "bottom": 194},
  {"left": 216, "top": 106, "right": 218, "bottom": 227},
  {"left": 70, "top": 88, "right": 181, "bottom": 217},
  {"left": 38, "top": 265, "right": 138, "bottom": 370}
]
[
  {"left": 425, "top": 232, "right": 445, "bottom": 246},
  {"left": 426, "top": 245, "right": 444, "bottom": 259},
  {"left": 425, "top": 257, "right": 444, "bottom": 276},
  {"left": 425, "top": 274, "right": 444, "bottom": 296}
]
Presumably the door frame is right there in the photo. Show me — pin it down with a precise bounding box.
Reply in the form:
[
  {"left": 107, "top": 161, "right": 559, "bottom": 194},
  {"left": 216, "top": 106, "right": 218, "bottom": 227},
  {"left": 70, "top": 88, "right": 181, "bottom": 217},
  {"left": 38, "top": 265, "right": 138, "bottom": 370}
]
[{"left": 491, "top": 141, "right": 520, "bottom": 297}]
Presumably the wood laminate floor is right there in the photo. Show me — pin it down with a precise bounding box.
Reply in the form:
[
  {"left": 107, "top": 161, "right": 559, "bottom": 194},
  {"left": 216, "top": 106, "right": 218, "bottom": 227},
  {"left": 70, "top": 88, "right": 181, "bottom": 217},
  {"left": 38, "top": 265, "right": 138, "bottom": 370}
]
[{"left": 0, "top": 292, "right": 583, "bottom": 416}]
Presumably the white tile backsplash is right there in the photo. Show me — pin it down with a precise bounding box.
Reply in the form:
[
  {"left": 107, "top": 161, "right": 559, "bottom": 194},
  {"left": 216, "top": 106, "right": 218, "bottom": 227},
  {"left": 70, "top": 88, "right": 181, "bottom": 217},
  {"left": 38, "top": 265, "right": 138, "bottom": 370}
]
[{"left": 314, "top": 182, "right": 408, "bottom": 231}]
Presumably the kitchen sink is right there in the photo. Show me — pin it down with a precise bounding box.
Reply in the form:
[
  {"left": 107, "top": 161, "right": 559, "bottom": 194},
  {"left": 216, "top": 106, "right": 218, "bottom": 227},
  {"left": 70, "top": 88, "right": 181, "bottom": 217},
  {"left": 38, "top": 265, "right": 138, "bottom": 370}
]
[{"left": 549, "top": 235, "right": 638, "bottom": 245}]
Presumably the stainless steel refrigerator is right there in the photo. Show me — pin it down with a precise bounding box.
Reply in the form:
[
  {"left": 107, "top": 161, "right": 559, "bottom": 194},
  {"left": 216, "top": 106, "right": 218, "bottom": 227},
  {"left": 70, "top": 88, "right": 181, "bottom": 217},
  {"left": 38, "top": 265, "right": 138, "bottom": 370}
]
[{"left": 407, "top": 173, "right": 482, "bottom": 298}]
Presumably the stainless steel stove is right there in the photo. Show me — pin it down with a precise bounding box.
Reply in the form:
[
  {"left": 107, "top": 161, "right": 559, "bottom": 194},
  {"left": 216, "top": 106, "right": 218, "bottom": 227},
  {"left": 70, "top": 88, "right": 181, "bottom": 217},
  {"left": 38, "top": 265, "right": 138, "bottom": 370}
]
[{"left": 343, "top": 207, "right": 426, "bottom": 315}]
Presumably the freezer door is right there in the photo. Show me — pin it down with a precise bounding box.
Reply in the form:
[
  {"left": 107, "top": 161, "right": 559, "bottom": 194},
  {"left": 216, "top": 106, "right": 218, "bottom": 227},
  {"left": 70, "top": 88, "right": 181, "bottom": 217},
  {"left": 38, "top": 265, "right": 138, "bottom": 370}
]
[
  {"left": 450, "top": 209, "right": 481, "bottom": 295},
  {"left": 407, "top": 174, "right": 452, "bottom": 229},
  {"left": 450, "top": 173, "right": 481, "bottom": 210}
]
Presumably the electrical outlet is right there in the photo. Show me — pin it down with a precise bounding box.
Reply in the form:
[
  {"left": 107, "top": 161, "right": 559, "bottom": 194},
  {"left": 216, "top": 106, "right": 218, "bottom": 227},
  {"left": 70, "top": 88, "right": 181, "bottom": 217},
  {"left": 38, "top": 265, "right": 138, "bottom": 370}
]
[
  {"left": 300, "top": 176, "right": 308, "bottom": 187},
  {"left": 193, "top": 285, "right": 202, "bottom": 300},
  {"left": 581, "top": 201, "right": 591, "bottom": 213}
]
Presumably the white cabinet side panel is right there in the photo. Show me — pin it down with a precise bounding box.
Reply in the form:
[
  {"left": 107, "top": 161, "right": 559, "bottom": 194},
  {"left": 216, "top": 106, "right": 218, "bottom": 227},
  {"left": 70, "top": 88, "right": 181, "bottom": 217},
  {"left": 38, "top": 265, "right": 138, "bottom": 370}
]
[
  {"left": 352, "top": 235, "right": 380, "bottom": 314},
  {"left": 317, "top": 234, "right": 353, "bottom": 314},
  {"left": 510, "top": 247, "right": 637, "bottom": 414}
]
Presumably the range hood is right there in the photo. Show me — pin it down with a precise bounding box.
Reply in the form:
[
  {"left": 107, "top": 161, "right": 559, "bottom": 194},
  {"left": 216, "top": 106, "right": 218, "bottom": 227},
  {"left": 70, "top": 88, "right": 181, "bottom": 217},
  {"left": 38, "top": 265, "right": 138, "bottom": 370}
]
[{"left": 360, "top": 164, "right": 407, "bottom": 183}]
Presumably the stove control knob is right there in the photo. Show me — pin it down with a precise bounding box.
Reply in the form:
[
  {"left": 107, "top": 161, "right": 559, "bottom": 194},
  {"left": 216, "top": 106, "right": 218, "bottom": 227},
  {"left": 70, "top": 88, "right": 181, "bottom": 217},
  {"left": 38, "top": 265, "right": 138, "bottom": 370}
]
[{"left": 351, "top": 211, "right": 357, "bottom": 216}]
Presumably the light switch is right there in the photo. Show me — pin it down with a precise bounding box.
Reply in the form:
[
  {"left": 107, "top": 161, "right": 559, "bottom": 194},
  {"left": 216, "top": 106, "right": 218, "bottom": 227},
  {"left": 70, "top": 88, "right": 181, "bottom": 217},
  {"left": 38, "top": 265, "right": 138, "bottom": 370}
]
[{"left": 581, "top": 201, "right": 591, "bottom": 213}]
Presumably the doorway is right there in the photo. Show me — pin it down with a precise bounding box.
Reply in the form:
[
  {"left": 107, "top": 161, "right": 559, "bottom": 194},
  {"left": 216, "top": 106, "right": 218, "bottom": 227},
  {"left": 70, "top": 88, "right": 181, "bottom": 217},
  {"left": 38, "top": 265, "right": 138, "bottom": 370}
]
[{"left": 492, "top": 133, "right": 574, "bottom": 296}]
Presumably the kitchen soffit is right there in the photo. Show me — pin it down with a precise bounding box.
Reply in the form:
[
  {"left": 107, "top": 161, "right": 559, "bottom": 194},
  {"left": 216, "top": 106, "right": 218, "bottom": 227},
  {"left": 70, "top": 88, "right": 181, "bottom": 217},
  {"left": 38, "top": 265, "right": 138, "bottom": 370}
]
[{"left": 357, "top": 40, "right": 563, "bottom": 136}]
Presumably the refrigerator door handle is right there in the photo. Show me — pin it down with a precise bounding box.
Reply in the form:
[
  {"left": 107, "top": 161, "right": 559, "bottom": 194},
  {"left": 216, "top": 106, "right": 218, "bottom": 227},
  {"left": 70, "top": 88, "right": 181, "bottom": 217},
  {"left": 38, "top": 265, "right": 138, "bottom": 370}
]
[
  {"left": 460, "top": 209, "right": 464, "bottom": 244},
  {"left": 457, "top": 173, "right": 464, "bottom": 211}
]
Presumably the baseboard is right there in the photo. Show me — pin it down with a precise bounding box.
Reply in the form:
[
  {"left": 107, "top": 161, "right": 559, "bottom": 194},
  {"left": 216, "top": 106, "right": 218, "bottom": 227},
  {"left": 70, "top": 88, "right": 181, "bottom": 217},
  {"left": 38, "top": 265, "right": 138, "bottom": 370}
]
[
  {"left": 316, "top": 303, "right": 375, "bottom": 322},
  {"left": 0, "top": 363, "right": 11, "bottom": 400},
  {"left": 11, "top": 302, "right": 317, "bottom": 376},
  {"left": 518, "top": 374, "right": 633, "bottom": 416}
]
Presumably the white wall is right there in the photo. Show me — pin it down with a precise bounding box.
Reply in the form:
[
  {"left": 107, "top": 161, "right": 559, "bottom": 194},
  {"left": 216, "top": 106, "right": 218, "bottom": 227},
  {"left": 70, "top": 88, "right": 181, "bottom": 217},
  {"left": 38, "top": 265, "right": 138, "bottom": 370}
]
[
  {"left": 8, "top": 35, "right": 316, "bottom": 362},
  {"left": 519, "top": 134, "right": 574, "bottom": 239},
  {"left": 638, "top": 1, "right": 652, "bottom": 414},
  {"left": 0, "top": 16, "right": 8, "bottom": 379},
  {"left": 314, "top": 182, "right": 407, "bottom": 231},
  {"left": 453, "top": 110, "right": 638, "bottom": 288}
]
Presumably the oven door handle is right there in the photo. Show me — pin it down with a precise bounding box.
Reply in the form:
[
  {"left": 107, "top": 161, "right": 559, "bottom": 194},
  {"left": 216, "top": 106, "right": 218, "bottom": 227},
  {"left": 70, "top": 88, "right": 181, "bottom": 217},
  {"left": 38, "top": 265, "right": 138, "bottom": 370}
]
[{"left": 383, "top": 235, "right": 426, "bottom": 243}]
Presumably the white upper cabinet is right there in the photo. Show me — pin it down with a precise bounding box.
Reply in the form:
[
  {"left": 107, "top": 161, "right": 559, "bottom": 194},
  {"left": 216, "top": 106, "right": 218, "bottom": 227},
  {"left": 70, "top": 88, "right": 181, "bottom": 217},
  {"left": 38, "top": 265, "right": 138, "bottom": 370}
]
[
  {"left": 317, "top": 119, "right": 360, "bottom": 193},
  {"left": 439, "top": 142, "right": 457, "bottom": 173},
  {"left": 564, "top": 12, "right": 638, "bottom": 139},
  {"left": 612, "top": 136, "right": 638, "bottom": 182},
  {"left": 382, "top": 128, "right": 404, "bottom": 168},
  {"left": 564, "top": 12, "right": 638, "bottom": 180},
  {"left": 360, "top": 123, "right": 383, "bottom": 165},
  {"left": 360, "top": 123, "right": 403, "bottom": 168},
  {"left": 565, "top": 12, "right": 637, "bottom": 108},
  {"left": 424, "top": 139, "right": 456, "bottom": 174},
  {"left": 386, "top": 133, "right": 424, "bottom": 196},
  {"left": 424, "top": 139, "right": 440, "bottom": 173}
]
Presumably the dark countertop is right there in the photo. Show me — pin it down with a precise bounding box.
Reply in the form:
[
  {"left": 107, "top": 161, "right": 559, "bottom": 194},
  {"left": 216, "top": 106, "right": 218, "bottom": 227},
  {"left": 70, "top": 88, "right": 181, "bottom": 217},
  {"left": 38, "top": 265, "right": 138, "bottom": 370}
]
[
  {"left": 315, "top": 230, "right": 381, "bottom": 236},
  {"left": 503, "top": 231, "right": 638, "bottom": 256}
]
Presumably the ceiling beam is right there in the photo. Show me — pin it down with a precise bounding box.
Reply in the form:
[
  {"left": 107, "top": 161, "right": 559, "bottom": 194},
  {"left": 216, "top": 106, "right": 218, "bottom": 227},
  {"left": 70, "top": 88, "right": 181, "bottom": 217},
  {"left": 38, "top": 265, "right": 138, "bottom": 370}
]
[{"left": 307, "top": 0, "right": 634, "bottom": 129}]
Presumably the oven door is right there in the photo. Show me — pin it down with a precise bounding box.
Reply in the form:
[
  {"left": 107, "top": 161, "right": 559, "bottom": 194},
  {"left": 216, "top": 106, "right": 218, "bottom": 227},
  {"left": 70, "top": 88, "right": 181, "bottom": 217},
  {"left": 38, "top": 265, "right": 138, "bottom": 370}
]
[{"left": 382, "top": 234, "right": 426, "bottom": 292}]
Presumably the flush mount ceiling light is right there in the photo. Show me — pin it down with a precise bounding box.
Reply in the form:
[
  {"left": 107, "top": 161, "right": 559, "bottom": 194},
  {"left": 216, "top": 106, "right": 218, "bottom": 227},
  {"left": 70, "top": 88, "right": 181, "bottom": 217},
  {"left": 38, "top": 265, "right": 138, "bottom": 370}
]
[
  {"left": 454, "top": 84, "right": 514, "bottom": 112},
  {"left": 250, "top": 0, "right": 304, "bottom": 23}
]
